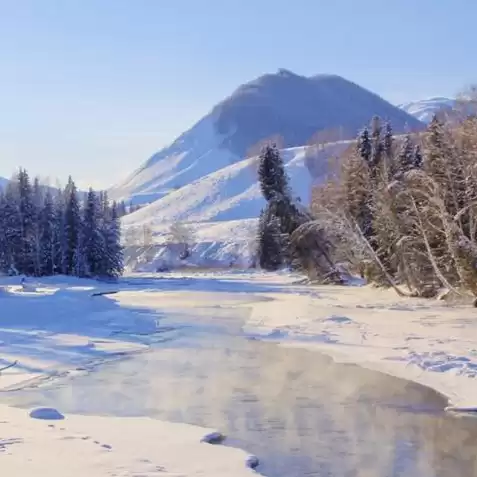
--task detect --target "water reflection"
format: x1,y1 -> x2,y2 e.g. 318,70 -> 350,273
1,316 -> 477,476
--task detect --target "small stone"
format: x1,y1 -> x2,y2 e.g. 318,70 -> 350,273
246,455 -> 259,469
200,431 -> 225,444
29,407 -> 65,421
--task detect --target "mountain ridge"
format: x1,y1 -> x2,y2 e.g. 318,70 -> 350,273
398,97 -> 456,123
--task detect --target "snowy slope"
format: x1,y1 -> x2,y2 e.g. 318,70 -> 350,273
122,141 -> 351,227
110,115 -> 240,205
111,70 -> 422,206
399,97 -> 455,123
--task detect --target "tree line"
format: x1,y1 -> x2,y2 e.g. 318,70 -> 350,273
256,106 -> 477,298
0,169 -> 123,278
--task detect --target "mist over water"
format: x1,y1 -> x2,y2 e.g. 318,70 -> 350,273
2,302 -> 477,476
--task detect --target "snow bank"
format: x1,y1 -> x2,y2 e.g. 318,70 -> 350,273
241,278 -> 477,409
0,404 -> 256,476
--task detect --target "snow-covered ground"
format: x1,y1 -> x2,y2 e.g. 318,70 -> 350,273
1,404 -> 255,476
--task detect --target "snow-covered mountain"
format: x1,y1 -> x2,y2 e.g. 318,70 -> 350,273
117,69 -> 425,269
398,97 -> 456,123
111,70 -> 423,206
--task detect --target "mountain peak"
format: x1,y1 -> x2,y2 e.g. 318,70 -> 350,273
111,70 -> 424,206
276,68 -> 301,78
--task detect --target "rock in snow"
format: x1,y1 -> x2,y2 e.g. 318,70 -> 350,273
29,407 -> 65,420
246,455 -> 260,469
201,431 -> 226,444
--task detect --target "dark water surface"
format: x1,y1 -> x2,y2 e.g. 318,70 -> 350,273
1,299 -> 477,477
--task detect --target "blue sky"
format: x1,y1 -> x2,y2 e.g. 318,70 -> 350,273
0,0 -> 475,189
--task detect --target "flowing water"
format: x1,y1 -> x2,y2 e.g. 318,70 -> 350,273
2,292 -> 477,476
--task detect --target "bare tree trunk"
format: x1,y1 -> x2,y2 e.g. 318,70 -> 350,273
410,196 -> 462,296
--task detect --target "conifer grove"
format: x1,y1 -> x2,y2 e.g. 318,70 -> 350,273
0,169 -> 123,278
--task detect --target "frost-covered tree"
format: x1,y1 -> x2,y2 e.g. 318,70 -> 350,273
396,134 -> 415,176
370,116 -> 383,169
81,188 -> 105,276
257,144 -> 290,202
100,201 -> 123,278
169,222 -> 194,259
31,177 -> 43,275
357,127 -> 372,166
39,190 -> 58,275
0,169 -> 123,279
16,168 -> 35,274
2,181 -> 22,274
63,176 -> 82,275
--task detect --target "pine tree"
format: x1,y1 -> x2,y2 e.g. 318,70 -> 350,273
39,190 -> 57,275
383,122 -> 393,159
257,144 -> 290,202
31,177 -> 43,275
397,135 -> 415,175
0,191 -> 10,273
63,177 -> 81,275
371,116 -> 383,169
383,121 -> 394,179
100,201 -> 123,278
16,168 -> 35,274
413,144 -> 423,169
54,189 -> 68,275
357,127 -> 372,166
257,207 -> 283,271
2,181 -> 22,274
81,188 -> 105,277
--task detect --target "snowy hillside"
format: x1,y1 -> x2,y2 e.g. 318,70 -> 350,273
111,70 -> 422,206
122,141 -> 352,270
122,142 -> 349,227
399,97 -> 455,123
